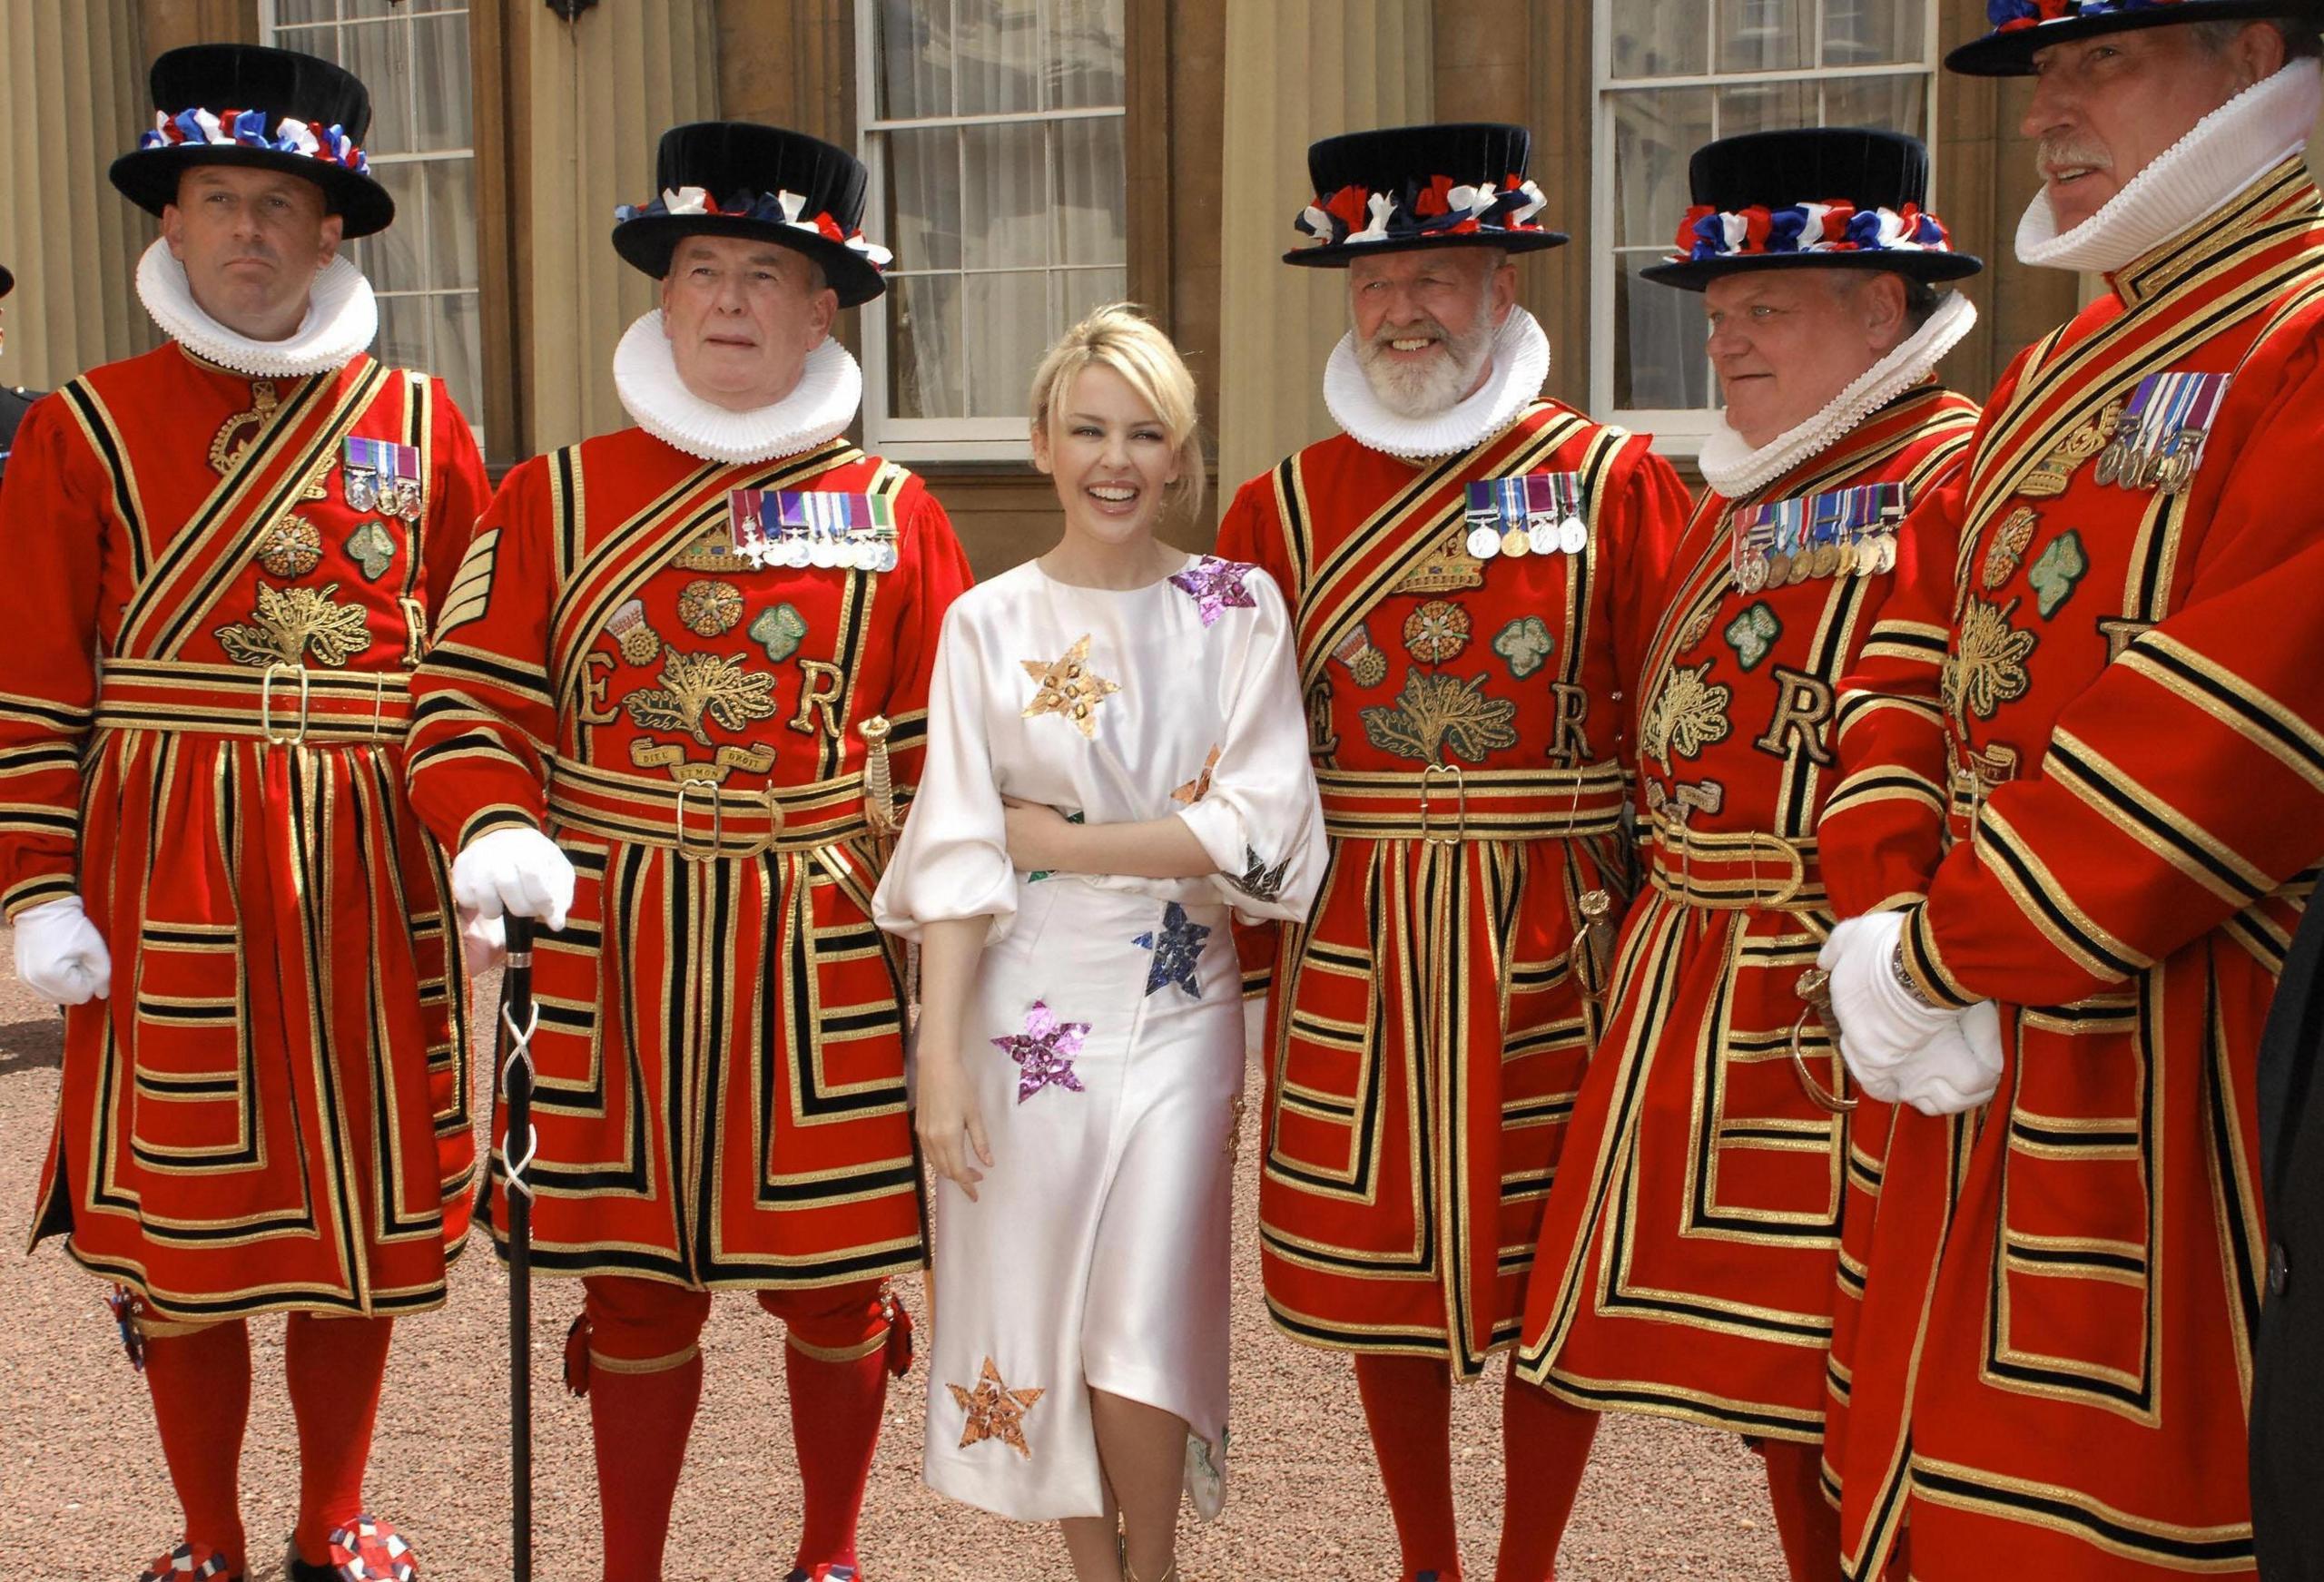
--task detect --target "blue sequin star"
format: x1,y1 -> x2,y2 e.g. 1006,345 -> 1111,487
991,999 -> 1090,1103
1133,901 -> 1210,998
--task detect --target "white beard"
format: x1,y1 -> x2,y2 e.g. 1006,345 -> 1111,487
1354,321 -> 1495,418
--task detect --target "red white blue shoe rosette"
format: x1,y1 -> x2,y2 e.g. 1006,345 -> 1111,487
326,1516 -> 418,1582
1948,0 -> 2320,75
135,1544 -> 233,1582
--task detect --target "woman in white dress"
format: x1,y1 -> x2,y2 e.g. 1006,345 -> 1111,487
872,305 -> 1324,1582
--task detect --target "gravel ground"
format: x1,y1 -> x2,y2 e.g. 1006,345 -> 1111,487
0,942 -> 1788,1581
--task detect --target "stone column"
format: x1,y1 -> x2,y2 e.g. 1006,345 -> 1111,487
1214,0 -> 1433,500
0,0 -> 156,389
504,0 -> 719,457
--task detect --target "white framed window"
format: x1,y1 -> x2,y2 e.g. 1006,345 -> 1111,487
857,0 -> 1129,463
261,0 -> 483,435
1591,0 -> 1940,452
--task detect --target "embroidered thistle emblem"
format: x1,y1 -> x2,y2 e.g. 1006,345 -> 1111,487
622,645 -> 778,746
948,1357 -> 1046,1459
1021,634 -> 1121,739
1942,596 -> 2039,729
1639,660 -> 1733,772
216,581 -> 374,668
1358,670 -> 1520,764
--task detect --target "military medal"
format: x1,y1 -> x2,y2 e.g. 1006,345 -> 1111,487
344,438 -> 424,522
1466,472 -> 1587,565
2096,370 -> 2231,495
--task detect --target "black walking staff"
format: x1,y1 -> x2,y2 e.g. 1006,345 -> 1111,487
497,914 -> 540,1582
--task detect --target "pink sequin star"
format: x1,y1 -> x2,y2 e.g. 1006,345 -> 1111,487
1168,555 -> 1259,627
991,999 -> 1090,1103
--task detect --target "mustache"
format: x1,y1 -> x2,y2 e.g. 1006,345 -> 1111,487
2037,137 -> 2113,178
1368,316 -> 1452,349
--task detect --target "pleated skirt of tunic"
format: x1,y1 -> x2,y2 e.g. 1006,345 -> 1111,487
923,878 -> 1244,1521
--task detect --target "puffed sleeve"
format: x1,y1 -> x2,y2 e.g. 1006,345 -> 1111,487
872,592 -> 1019,944
1173,565 -> 1327,925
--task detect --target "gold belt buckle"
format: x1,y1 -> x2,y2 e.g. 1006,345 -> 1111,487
1419,762 -> 1466,846
674,779 -> 724,862
746,784 -> 787,859
1753,833 -> 1806,909
260,662 -> 311,746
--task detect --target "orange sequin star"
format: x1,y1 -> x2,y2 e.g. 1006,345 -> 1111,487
1021,634 -> 1120,739
1171,744 -> 1223,805
947,1357 -> 1046,1459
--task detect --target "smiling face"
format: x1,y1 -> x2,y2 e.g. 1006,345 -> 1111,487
1704,268 -> 1914,448
2024,24 -> 2285,233
1031,363 -> 1183,555
1345,246 -> 1517,417
162,164 -> 343,342
658,234 -> 838,412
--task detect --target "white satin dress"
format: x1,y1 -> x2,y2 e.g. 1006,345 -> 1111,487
873,553 -> 1324,1522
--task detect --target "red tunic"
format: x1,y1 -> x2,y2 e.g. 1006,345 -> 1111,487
405,428 -> 970,1290
1514,385 -> 1978,1439
0,343 -> 489,1320
1216,399 -> 1689,1373
1821,159 -> 2324,1577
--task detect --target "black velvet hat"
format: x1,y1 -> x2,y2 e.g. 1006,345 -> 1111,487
612,122 -> 891,307
1949,0 -> 2324,76
1643,128 -> 1983,291
1285,122 -> 1567,267
109,44 -> 392,239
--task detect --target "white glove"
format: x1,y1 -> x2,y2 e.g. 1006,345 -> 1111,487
1819,914 -> 2005,1116
452,827 -> 574,931
458,908 -> 507,977
13,895 -> 112,1005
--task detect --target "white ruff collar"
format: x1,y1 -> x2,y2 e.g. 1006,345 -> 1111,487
1698,290 -> 1979,499
615,310 -> 862,466
1324,306 -> 1551,460
2016,60 -> 2322,277
137,237 -> 377,378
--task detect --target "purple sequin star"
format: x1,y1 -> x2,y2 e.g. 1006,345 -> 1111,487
1168,555 -> 1259,627
992,999 -> 1090,1103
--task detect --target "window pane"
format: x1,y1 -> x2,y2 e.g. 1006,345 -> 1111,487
1047,0 -> 1125,110
963,270 -> 1049,417
1051,116 -> 1125,267
1825,0 -> 1925,65
1055,266 -> 1126,335
273,0 -> 336,23
1717,78 -> 1812,139
1718,0 -> 1811,73
881,127 -> 964,274
1822,73 -> 1926,134
374,293 -> 428,375
411,13 -> 471,152
955,0 -> 1042,116
874,0 -> 951,120
888,274 -> 966,421
1610,8 -> 1709,78
353,161 -> 425,292
423,157 -> 478,291
960,121 -> 1050,270
340,22 -> 409,156
1615,252 -> 1710,410
430,291 -> 482,419
1612,88 -> 1712,249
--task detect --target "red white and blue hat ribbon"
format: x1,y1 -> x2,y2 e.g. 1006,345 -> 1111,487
615,185 -> 894,272
1988,0 -> 2189,32
139,107 -> 370,175
1672,201 -> 1953,263
1293,172 -> 1550,250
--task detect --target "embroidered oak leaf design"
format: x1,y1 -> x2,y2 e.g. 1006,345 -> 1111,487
1640,660 -> 1733,772
1942,597 -> 2039,729
623,645 -> 777,747
216,581 -> 374,669
1358,670 -> 1520,765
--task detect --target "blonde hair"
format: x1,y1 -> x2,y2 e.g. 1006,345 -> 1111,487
1028,302 -> 1206,526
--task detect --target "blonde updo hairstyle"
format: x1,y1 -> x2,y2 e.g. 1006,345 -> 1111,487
1027,302 -> 1206,527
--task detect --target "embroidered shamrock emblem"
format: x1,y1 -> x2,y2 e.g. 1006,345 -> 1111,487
1723,603 -> 1782,672
749,602 -> 810,662
2028,530 -> 2089,620
1492,615 -> 1555,680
